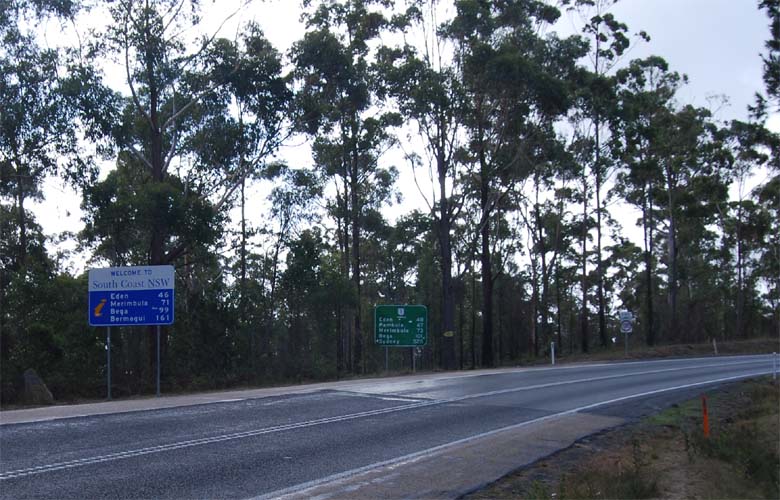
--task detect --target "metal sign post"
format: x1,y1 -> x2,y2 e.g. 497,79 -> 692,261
551,341 -> 555,365
625,330 -> 629,356
89,265 -> 175,398
156,326 -> 161,397
107,327 -> 112,400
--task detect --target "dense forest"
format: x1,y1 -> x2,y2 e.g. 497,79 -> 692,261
1,0 -> 778,404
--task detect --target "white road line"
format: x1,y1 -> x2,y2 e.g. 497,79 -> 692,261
0,355 -> 769,427
255,370 -> 773,500
0,360 -> 771,481
340,359 -> 766,404
0,400 -> 443,480
331,354 -> 772,388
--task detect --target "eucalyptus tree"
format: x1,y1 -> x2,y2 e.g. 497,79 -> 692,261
0,0 -> 104,401
655,105 -> 726,342
292,0 -> 400,373
567,0 -> 646,348
613,57 -> 729,343
257,166 -> 322,365
277,228 -> 332,379
376,0 -> 467,370
191,25 -> 291,366
718,120 -> 777,339
612,56 -> 681,345
754,0 -> 779,116
85,0 -> 272,268
446,0 -> 587,365
0,0 -> 90,269
77,0 -> 292,389
754,175 -> 780,336
519,162 -> 574,357
753,0 -> 780,339
200,23 -> 290,299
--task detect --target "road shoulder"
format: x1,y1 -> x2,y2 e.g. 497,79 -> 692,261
263,412 -> 626,500
465,378 -> 780,500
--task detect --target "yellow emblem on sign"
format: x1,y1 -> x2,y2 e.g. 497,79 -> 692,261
93,299 -> 107,317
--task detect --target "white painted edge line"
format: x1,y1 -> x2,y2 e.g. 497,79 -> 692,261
252,370 -> 773,500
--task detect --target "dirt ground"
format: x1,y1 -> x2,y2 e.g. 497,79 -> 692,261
465,378 -> 780,500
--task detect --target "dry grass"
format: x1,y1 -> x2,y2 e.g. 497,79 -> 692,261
466,378 -> 780,500
530,337 -> 780,366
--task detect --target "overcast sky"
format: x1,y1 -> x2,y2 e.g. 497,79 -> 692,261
34,0 -> 777,271
608,0 -> 771,124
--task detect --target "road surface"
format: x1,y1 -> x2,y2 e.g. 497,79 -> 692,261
0,354 -> 775,499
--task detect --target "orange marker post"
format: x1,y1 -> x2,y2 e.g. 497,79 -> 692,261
701,395 -> 710,439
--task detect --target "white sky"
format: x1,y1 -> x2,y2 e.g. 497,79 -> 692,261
31,0 -> 779,273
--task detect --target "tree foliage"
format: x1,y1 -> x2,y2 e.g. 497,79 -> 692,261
1,0 -> 778,404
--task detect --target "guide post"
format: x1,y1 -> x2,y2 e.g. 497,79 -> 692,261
89,265 -> 175,398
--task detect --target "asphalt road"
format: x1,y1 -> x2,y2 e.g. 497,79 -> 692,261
0,354 -> 775,499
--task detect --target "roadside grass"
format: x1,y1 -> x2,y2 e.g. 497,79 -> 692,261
531,337 -> 780,365
684,382 -> 780,499
465,378 -> 779,500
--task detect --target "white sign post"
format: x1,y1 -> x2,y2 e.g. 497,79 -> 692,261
89,266 -> 175,398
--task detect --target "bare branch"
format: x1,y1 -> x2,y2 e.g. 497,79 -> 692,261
128,145 -> 155,170
123,2 -> 153,129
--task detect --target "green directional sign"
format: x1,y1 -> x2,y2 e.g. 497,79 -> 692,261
374,304 -> 428,347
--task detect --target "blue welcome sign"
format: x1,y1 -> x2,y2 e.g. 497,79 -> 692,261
88,266 -> 175,326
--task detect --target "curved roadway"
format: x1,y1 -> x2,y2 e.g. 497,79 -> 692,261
0,354 -> 775,499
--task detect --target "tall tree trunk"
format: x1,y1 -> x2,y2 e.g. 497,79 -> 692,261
735,205 -> 745,339
666,176 -> 678,342
595,118 -> 607,348
438,146 -> 456,370
240,176 -> 250,365
581,170 -> 589,353
263,236 -> 282,372
146,23 -> 166,389
16,168 -> 27,267
554,190 -> 565,354
555,263 -> 562,350
480,159 -> 494,367
338,178 -> 351,373
471,256 -> 477,369
643,182 -> 655,346
530,262 -> 539,357
539,226 -> 549,358
350,144 -> 363,374
459,299 -> 465,370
